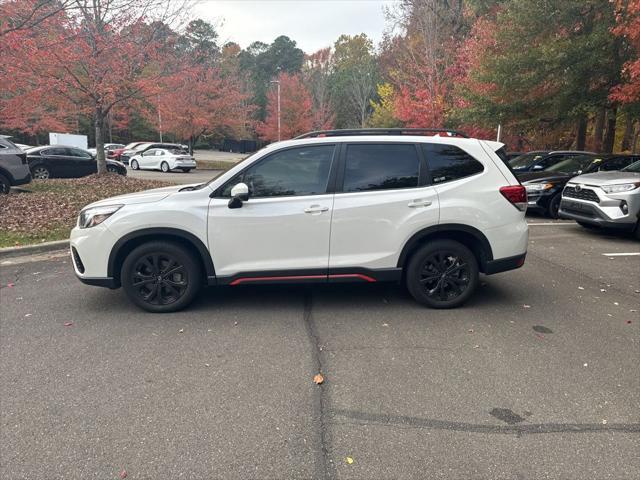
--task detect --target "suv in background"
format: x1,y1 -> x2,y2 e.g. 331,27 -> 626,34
0,136 -> 31,193
70,128 -> 528,313
559,159 -> 640,238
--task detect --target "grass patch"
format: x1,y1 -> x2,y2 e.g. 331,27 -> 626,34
196,160 -> 237,171
0,175 -> 172,248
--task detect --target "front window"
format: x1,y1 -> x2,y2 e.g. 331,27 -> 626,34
545,155 -> 595,174
622,160 -> 640,173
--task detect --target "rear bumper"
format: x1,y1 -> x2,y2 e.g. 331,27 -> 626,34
484,253 -> 527,275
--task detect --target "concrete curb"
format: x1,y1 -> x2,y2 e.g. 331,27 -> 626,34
0,240 -> 69,260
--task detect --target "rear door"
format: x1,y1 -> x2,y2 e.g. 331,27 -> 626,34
65,148 -> 95,177
329,142 -> 439,272
41,147 -> 71,177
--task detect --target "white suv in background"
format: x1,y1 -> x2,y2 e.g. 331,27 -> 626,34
70,129 -> 529,312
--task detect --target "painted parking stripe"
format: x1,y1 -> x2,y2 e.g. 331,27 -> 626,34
602,252 -> 640,257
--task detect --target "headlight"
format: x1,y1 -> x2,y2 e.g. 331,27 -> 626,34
600,183 -> 640,194
78,205 -> 123,228
525,183 -> 554,191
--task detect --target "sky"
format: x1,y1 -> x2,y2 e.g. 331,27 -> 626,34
193,0 -> 400,53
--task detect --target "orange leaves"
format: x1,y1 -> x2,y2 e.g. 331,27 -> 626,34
313,373 -> 324,385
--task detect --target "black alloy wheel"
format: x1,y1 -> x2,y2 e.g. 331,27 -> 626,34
0,174 -> 9,194
548,193 -> 561,219
406,240 -> 479,308
121,241 -> 201,312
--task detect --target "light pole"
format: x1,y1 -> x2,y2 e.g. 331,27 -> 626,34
158,96 -> 163,142
270,80 -> 281,141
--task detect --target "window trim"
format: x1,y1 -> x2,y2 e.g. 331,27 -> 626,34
212,143 -> 339,199
421,142 -> 485,185
335,142 -> 426,194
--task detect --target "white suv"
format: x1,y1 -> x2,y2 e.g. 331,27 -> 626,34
70,129 -> 529,312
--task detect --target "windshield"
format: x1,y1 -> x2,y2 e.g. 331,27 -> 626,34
545,155 -> 595,173
122,142 -> 141,150
509,151 -> 547,168
622,160 -> 640,173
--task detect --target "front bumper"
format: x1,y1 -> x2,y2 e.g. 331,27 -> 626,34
559,185 -> 639,230
70,224 -> 119,287
559,200 -> 637,230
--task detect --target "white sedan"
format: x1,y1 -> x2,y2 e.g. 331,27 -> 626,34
129,148 -> 197,173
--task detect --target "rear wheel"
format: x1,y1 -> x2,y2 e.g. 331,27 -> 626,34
106,165 -> 117,174
406,240 -> 479,309
0,173 -> 10,194
32,165 -> 50,179
161,161 -> 170,173
121,241 -> 202,313
547,193 -> 561,219
130,160 -> 139,170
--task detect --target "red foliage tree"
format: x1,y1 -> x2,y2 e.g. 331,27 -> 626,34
256,73 -> 313,141
610,0 -> 640,104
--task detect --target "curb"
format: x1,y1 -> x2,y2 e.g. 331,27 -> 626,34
0,240 -> 69,260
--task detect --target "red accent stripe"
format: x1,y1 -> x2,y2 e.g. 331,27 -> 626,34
328,274 -> 376,282
229,273 -> 377,286
229,275 -> 326,286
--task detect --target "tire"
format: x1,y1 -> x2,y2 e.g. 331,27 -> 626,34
121,241 -> 202,313
107,165 -> 117,174
634,221 -> 640,241
130,160 -> 139,170
405,240 -> 479,309
161,161 -> 170,173
181,168 -> 191,173
0,173 -> 10,194
547,193 -> 561,219
31,165 -> 50,179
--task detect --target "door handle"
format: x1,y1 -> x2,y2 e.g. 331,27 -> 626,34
304,205 -> 329,214
408,199 -> 432,208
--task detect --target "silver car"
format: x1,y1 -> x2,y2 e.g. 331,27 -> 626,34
559,160 -> 640,238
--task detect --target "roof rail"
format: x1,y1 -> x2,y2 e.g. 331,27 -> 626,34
294,128 -> 469,139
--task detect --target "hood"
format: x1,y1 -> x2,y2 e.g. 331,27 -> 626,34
518,171 -> 571,183
569,171 -> 640,186
84,184 -> 195,208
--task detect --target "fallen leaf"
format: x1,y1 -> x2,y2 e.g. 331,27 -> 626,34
382,323 -> 389,327
600,289 -> 607,292
346,456 -> 354,465
24,313 -> 32,317
613,302 -> 619,306
178,328 -> 184,333
468,329 -> 474,333
578,286 -> 584,290
535,333 -> 545,340
64,322 -> 73,327
7,283 -> 14,288
313,373 -> 324,385
602,419 -> 607,425
523,304 -> 531,309
119,470 -> 127,479
583,363 -> 588,367
626,320 -> 632,324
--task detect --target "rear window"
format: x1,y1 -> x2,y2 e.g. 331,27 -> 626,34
421,144 -> 483,184
343,144 -> 420,192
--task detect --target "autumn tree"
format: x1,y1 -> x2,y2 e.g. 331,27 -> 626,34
256,73 -> 313,141
303,48 -> 335,130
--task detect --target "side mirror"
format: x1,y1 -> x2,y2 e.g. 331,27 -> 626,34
228,182 -> 249,209
532,164 -> 544,171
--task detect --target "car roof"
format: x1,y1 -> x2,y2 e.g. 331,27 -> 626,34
546,150 -> 596,155
28,145 -> 89,151
271,135 -> 497,149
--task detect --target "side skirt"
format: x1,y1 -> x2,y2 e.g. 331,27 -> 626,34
215,267 -> 403,286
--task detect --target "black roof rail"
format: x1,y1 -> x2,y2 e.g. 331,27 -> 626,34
294,128 -> 469,139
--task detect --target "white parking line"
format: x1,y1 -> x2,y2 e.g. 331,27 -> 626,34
602,252 -> 640,257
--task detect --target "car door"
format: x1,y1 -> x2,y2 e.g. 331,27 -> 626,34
42,147 -> 73,177
208,144 -> 337,280
328,142 -> 439,273
66,148 -> 96,177
139,149 -> 156,169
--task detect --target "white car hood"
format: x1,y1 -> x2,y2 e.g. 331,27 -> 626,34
84,184 -> 197,208
570,171 -> 640,186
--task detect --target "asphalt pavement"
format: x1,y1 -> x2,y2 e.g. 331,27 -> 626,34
1,220 -> 639,479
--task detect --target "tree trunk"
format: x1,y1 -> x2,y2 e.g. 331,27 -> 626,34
95,105 -> 107,175
593,108 -> 605,152
576,115 -> 587,150
621,114 -> 634,151
633,125 -> 639,154
603,107 -> 617,154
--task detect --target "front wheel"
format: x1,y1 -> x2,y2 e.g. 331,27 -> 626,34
121,241 -> 202,313
406,240 -> 479,309
0,174 -> 10,194
547,193 -> 561,219
107,165 -> 117,174
161,161 -> 170,173
32,165 -> 50,179
130,159 -> 139,170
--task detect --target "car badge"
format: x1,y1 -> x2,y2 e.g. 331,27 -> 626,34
575,185 -> 582,192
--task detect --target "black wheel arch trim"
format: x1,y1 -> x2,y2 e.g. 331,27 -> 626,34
397,224 -> 494,271
107,228 -> 215,286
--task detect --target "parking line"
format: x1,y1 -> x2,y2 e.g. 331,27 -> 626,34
602,252 -> 640,257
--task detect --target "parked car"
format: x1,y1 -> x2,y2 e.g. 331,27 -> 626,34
111,142 -> 150,162
26,146 -> 127,179
120,143 -> 185,165
87,143 -> 125,156
70,128 -> 529,313
15,143 -> 33,151
520,154 -> 639,218
506,152 -> 524,161
509,150 -> 596,173
0,136 -> 31,193
130,148 -> 197,173
559,159 -> 640,237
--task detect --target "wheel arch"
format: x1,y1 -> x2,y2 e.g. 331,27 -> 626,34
108,228 -> 215,287
397,224 -> 494,274
0,166 -> 14,183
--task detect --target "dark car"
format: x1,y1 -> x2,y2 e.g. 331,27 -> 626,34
26,146 -> 127,179
519,154 -> 639,218
111,141 -> 150,162
509,150 -> 596,173
120,143 -> 186,165
506,152 -> 524,161
0,136 -> 31,193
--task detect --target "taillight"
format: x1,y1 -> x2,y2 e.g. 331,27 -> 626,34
500,185 -> 527,211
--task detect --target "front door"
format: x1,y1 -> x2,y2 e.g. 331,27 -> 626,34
208,144 -> 337,281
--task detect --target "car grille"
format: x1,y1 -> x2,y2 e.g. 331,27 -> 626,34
563,186 -> 599,203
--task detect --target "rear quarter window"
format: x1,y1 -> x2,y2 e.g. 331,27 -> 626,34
421,143 -> 484,184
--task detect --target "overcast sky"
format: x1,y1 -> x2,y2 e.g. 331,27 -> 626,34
194,0 -> 400,53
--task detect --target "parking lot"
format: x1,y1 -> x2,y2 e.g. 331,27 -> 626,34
1,220 -> 639,479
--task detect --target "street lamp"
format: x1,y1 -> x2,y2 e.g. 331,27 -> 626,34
270,79 -> 281,141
